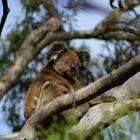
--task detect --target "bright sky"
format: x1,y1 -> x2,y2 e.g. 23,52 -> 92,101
0,0 -> 111,135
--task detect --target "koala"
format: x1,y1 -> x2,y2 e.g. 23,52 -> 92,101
24,42 -> 90,120
24,42 -> 115,120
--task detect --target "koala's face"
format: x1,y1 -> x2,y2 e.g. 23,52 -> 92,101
47,42 -> 89,77
53,50 -> 81,77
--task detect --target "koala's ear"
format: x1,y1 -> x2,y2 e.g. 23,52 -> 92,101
77,51 -> 90,68
47,42 -> 68,64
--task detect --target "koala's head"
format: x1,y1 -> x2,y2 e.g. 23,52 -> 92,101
47,42 -> 89,77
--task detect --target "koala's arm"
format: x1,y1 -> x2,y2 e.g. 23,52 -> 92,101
24,80 -> 43,120
24,80 -> 69,120
37,81 -> 69,109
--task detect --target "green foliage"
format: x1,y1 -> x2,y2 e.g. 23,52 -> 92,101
1,85 -> 25,132
99,40 -> 139,74
20,0 -> 42,15
104,111 -> 140,140
36,115 -> 80,140
0,2 -> 47,131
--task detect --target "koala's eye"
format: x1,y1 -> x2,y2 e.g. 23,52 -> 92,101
69,62 -> 77,69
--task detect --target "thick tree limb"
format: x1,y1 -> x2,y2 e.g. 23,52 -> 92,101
0,0 -> 10,36
51,29 -> 140,43
71,71 -> 140,139
0,133 -> 18,140
72,99 -> 140,139
105,71 -> 140,101
15,53 -> 140,139
0,17 -> 61,99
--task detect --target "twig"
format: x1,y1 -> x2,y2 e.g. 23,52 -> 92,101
41,0 -> 60,18
0,0 -> 10,36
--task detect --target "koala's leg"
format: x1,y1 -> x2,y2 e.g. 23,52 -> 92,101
88,95 -> 116,106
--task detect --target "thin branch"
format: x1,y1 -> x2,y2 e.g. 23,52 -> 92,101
16,54 -> 140,139
0,0 -> 10,36
41,0 -> 60,18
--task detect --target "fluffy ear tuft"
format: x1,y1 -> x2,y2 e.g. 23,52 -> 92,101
47,42 -> 68,65
77,51 -> 90,68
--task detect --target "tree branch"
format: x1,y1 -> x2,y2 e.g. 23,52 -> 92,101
0,0 -> 10,36
71,71 -> 140,138
41,0 -> 60,18
0,17 -> 61,99
103,71 -> 140,101
72,99 -> 140,139
51,29 -> 140,43
0,133 -> 18,140
15,53 -> 140,139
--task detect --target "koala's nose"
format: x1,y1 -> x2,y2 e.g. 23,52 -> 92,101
70,62 -> 77,70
